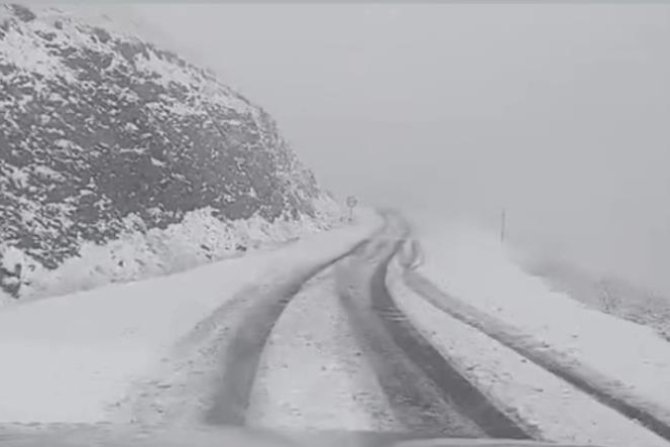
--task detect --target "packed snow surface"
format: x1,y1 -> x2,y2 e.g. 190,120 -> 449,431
247,268 -> 396,431
388,256 -> 669,447
0,210 -> 381,423
411,219 -> 670,444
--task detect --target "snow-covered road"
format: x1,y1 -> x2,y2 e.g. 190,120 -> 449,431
239,212 -> 670,446
246,267 -> 396,431
334,233 -> 525,439
167,213 -> 535,441
105,212 -> 534,441
2,210 -> 669,447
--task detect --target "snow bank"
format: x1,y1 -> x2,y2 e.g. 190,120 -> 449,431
414,220 -> 670,435
524,258 -> 670,342
0,209 -> 382,423
386,257 -> 668,446
1,204 -> 346,304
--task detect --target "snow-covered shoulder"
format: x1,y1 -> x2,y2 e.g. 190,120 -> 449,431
0,210 -> 381,424
0,198 -> 347,304
414,220 -> 670,424
386,254 -> 668,447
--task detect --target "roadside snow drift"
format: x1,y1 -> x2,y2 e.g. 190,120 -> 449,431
412,220 -> 670,442
1,200 -> 344,305
0,210 -> 381,423
387,256 -> 669,447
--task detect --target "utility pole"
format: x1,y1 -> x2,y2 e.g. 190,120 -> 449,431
500,208 -> 507,243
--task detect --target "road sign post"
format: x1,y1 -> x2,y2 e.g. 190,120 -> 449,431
346,196 -> 358,222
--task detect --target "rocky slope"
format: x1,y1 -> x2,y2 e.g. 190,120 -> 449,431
0,4 -> 340,298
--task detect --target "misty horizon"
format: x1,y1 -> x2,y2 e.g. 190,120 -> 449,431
129,3 -> 670,295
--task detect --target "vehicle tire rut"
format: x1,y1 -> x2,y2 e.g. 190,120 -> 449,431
204,236 -> 374,426
336,235 -> 531,439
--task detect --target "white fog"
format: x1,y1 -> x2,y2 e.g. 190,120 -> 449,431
130,3 -> 670,295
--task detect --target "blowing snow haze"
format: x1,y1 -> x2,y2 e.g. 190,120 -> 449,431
5,4 -> 670,445
131,3 -> 670,296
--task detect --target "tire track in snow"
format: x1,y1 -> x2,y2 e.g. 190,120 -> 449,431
389,258 -> 670,447
404,268 -> 670,443
117,226 -> 383,428
204,234 -> 375,426
245,268 -> 397,431
336,232 -> 529,438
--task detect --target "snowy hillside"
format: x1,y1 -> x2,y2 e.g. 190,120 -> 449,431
0,4 -> 343,301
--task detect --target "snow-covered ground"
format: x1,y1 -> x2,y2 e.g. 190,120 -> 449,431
407,219 -> 670,445
246,267 -> 397,431
387,256 -> 668,447
1,200 -> 344,304
524,258 -> 670,342
0,209 -> 381,424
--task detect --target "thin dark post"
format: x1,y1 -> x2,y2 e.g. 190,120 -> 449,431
346,195 -> 358,223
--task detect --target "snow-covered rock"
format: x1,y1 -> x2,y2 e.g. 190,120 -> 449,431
0,3 -> 343,301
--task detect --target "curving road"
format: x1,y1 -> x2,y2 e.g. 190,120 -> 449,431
192,213 -> 532,440
11,212 -> 663,447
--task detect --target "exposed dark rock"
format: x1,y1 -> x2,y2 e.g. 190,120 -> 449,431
0,4 -> 333,297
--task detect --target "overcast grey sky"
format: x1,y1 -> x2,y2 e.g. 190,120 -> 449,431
133,4 -> 670,293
